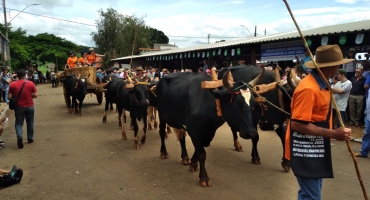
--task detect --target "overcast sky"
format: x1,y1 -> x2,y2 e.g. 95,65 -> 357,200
3,0 -> 370,49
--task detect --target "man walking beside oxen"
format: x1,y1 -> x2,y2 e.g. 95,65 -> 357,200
8,69 -> 38,149
285,45 -> 352,200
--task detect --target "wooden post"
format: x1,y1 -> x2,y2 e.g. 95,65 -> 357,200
251,49 -> 256,65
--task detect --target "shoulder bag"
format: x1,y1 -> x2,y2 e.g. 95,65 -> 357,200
9,81 -> 26,110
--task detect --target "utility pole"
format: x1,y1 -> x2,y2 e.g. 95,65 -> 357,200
254,26 -> 257,37
208,34 -> 210,44
265,29 -> 266,35
3,0 -> 10,69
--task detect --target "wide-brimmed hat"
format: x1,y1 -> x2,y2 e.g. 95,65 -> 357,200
135,66 -> 144,71
162,69 -> 170,74
88,47 -> 95,52
347,48 -> 356,52
305,45 -> 354,69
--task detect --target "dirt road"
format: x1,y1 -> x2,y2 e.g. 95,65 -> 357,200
1,82 -> 370,200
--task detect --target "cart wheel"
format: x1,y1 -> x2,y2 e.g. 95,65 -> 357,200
96,91 -> 103,105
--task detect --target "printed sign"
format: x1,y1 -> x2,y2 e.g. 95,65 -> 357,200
261,40 -> 305,61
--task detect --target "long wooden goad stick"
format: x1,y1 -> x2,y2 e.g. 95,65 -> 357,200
282,1 -> 368,199
130,30 -> 138,71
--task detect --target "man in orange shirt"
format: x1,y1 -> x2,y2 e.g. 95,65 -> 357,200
66,52 -> 78,69
85,47 -> 105,67
285,45 -> 352,200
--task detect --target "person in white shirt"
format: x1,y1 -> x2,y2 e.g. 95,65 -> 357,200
332,69 -> 352,128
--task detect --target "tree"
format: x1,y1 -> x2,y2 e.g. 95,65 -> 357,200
92,8 -> 150,69
27,33 -> 79,70
0,24 -> 79,70
147,28 -> 169,47
92,8 -> 170,69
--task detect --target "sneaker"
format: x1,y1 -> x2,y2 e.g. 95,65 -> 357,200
10,165 -> 17,178
28,139 -> 34,144
17,137 -> 23,149
13,168 -> 23,184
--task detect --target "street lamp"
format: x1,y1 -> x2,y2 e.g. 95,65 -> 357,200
3,3 -> 41,69
240,25 -> 254,38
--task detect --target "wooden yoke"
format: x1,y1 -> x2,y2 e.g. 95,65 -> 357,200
211,68 -> 222,116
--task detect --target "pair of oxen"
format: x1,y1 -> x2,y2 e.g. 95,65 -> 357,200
101,66 -> 300,187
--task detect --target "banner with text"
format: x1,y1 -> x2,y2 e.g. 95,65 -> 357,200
260,40 -> 305,61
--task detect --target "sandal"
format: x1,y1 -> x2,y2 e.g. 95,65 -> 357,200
354,153 -> 364,157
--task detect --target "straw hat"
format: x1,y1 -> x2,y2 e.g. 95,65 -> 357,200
305,45 -> 354,69
162,68 -> 170,74
135,66 -> 144,71
88,47 -> 95,52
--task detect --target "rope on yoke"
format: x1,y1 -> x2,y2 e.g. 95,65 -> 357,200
241,82 -> 291,116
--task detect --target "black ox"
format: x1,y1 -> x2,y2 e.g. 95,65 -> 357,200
217,66 -> 295,172
157,69 -> 264,187
102,77 -> 151,149
63,74 -> 88,116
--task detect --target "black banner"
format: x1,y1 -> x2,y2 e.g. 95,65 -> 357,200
290,120 -> 333,178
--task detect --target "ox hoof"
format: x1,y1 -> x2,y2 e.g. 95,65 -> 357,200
181,157 -> 190,165
134,138 -> 140,149
199,180 -> 212,187
154,121 -> 158,129
281,161 -> 291,172
234,146 -> 243,152
102,117 -> 106,123
122,132 -> 127,140
148,124 -> 152,130
140,136 -> 146,144
251,157 -> 261,165
160,153 -> 169,159
189,163 -> 198,172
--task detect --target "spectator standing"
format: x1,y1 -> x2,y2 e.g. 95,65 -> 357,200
347,68 -> 366,127
8,69 -> 38,149
147,67 -> 156,80
2,68 -> 11,104
50,71 -> 57,88
33,71 -> 39,86
203,60 -> 208,74
295,49 -> 312,72
332,69 -> 352,128
342,48 -> 357,81
355,85 -> 370,158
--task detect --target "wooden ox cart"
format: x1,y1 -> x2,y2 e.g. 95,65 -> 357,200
63,66 -> 104,106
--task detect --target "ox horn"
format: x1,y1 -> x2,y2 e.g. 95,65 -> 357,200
222,70 -> 234,91
290,68 -> 300,84
248,68 -> 265,87
287,71 -> 297,89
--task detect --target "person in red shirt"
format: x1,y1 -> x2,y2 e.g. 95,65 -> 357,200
85,47 -> 105,67
8,69 -> 38,149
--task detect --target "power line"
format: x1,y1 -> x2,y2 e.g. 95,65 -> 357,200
5,8 -> 96,26
3,8 -> 246,39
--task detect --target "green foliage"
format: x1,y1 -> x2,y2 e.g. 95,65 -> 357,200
147,28 -> 169,47
0,24 -> 79,70
92,8 -> 169,69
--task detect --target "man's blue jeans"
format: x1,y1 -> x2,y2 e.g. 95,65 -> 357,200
5,86 -> 9,103
359,118 -> 370,157
14,106 -> 34,140
296,177 -> 323,200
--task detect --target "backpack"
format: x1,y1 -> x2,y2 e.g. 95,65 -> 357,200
51,73 -> 56,80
